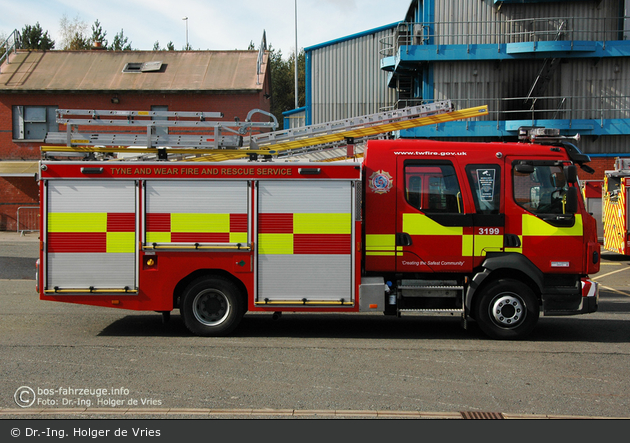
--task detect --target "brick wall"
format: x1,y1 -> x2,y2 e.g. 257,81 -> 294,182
0,176 -> 39,231
0,90 -> 271,230
579,156 -> 616,182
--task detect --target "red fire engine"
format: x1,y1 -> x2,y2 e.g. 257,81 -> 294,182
36,105 -> 600,339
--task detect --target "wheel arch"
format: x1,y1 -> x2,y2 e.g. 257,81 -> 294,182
466,254 -> 543,314
173,269 -> 248,311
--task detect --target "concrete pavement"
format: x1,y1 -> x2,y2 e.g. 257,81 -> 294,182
0,230 -> 40,242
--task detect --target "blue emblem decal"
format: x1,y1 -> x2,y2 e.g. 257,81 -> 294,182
369,170 -> 393,194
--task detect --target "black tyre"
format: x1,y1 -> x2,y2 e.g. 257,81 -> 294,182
474,279 -> 539,340
180,276 -> 244,337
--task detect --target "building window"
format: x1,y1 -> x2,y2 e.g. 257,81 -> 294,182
151,105 -> 169,137
122,61 -> 163,73
12,106 -> 58,141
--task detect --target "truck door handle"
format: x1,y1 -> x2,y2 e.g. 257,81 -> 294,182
396,232 -> 413,247
504,234 -> 521,248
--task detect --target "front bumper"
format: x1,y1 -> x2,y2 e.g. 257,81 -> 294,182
542,278 -> 599,316
580,278 -> 599,314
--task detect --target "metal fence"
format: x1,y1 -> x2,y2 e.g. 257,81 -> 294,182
380,17 -> 629,57
16,206 -> 40,235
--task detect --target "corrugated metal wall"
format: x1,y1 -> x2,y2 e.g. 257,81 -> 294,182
431,0 -> 621,44
425,0 -> 630,153
309,28 -> 398,125
428,0 -> 629,115
306,0 -> 629,154
433,57 -> 630,122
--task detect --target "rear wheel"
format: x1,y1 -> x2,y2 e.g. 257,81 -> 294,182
180,276 -> 244,337
474,279 -> 539,340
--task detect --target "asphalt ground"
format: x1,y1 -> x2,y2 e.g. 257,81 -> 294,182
0,231 -> 629,423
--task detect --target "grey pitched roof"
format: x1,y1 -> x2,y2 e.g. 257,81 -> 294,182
0,50 -> 268,92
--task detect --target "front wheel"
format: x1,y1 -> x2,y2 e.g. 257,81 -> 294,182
180,276 -> 244,337
474,279 -> 539,340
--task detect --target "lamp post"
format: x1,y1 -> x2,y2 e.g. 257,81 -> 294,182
294,0 -> 298,109
183,17 -> 189,50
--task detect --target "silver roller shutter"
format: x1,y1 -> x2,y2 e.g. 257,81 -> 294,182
257,180 -> 354,303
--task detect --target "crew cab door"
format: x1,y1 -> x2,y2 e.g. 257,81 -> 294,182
464,164 -> 505,267
396,160 -> 474,273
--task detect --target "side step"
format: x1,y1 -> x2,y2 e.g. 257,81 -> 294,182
399,308 -> 464,316
398,284 -> 464,297
397,281 -> 465,313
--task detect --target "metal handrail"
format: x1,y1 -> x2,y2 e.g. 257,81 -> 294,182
380,17 -> 630,56
389,96 -> 630,126
0,29 -> 22,72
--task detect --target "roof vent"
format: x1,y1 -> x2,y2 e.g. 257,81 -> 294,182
122,61 -> 163,73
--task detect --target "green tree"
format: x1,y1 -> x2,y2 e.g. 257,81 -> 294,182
67,32 -> 90,50
154,41 -> 175,51
59,14 -> 87,50
0,31 -> 8,58
21,22 -> 55,50
90,19 -> 108,48
110,29 -> 132,51
268,46 -> 305,129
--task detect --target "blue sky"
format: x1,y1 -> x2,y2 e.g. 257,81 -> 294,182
1,0 -> 410,57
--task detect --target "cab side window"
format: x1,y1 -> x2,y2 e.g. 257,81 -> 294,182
466,165 -> 501,214
405,163 -> 462,213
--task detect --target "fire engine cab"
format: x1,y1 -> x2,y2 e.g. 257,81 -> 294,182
36,106 -> 600,339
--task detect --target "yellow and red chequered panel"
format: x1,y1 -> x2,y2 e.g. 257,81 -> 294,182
47,213 -> 135,253
146,213 -> 248,243
258,213 -> 351,255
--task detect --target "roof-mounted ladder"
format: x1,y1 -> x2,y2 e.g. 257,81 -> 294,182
45,108 -> 279,157
41,101 -> 489,161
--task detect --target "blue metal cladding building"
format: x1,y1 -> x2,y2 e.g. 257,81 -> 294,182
294,0 -> 630,160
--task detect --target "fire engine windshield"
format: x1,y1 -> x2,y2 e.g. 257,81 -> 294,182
606,176 -> 622,201
513,164 -> 570,215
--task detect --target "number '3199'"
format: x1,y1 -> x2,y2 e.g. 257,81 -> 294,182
478,228 -> 500,235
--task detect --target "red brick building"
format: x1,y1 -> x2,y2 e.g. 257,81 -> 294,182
0,49 -> 272,230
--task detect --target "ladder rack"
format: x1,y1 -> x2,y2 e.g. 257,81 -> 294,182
41,101 -> 489,161
45,108 -> 278,154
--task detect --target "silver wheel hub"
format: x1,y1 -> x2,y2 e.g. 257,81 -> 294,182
192,289 -> 231,326
490,294 -> 525,328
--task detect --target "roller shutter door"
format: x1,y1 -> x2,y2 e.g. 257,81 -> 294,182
45,180 -> 136,291
257,180 -> 354,303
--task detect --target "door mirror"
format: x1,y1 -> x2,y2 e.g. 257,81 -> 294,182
565,187 -> 578,214
515,163 -> 535,174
